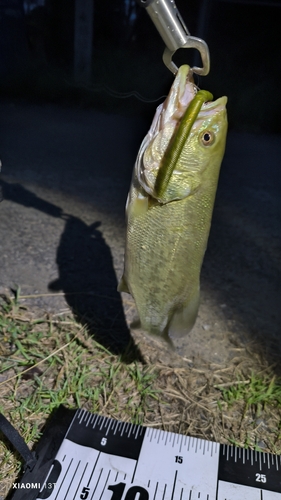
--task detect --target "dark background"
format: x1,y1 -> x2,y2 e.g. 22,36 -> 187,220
0,0 -> 280,132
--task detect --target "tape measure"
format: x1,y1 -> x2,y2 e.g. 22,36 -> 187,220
10,406 -> 281,499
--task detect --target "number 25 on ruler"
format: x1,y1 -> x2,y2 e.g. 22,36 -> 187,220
80,483 -> 149,500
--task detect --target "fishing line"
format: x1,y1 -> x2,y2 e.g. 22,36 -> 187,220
63,78 -> 167,103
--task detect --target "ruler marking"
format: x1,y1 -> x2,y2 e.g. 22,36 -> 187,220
99,416 -> 106,430
74,463 -> 88,498
91,414 -> 99,429
105,419 -> 112,436
90,467 -> 103,500
87,451 -> 101,487
131,456 -> 139,483
170,470 -> 178,500
79,410 -> 86,424
153,482 -> 159,500
98,469 -> 111,500
113,420 -> 119,435
77,408 -> 83,420
120,422 -> 126,436
179,434 -> 184,453
105,418 -> 111,431
215,452 -> 219,500
54,457 -> 73,500
135,425 -> 140,439
86,413 -> 92,427
35,410 -> 281,500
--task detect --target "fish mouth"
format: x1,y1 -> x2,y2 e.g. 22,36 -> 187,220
161,65 -> 197,125
138,65 -> 227,201
200,95 -> 228,114
162,65 -> 227,124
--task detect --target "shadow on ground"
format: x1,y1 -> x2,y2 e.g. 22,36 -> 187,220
0,179 -> 142,362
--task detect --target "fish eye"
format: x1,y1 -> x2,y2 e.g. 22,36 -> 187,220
200,130 -> 215,146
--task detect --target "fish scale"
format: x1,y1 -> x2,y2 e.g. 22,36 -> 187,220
125,179 -> 214,336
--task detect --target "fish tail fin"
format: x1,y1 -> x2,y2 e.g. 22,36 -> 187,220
117,274 -> 130,294
168,289 -> 200,339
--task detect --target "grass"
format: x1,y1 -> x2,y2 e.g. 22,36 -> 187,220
0,291 -> 281,497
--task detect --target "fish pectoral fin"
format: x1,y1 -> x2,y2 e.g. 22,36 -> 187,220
128,195 -> 149,218
168,290 -> 200,339
117,275 -> 130,294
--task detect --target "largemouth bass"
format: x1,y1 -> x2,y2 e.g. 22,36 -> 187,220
119,65 -> 227,343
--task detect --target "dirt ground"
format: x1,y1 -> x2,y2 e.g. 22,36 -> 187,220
0,99 -> 280,372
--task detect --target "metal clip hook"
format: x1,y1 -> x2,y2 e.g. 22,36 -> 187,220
137,0 -> 210,76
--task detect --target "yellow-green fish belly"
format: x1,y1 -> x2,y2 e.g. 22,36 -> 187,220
122,171 -> 219,338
